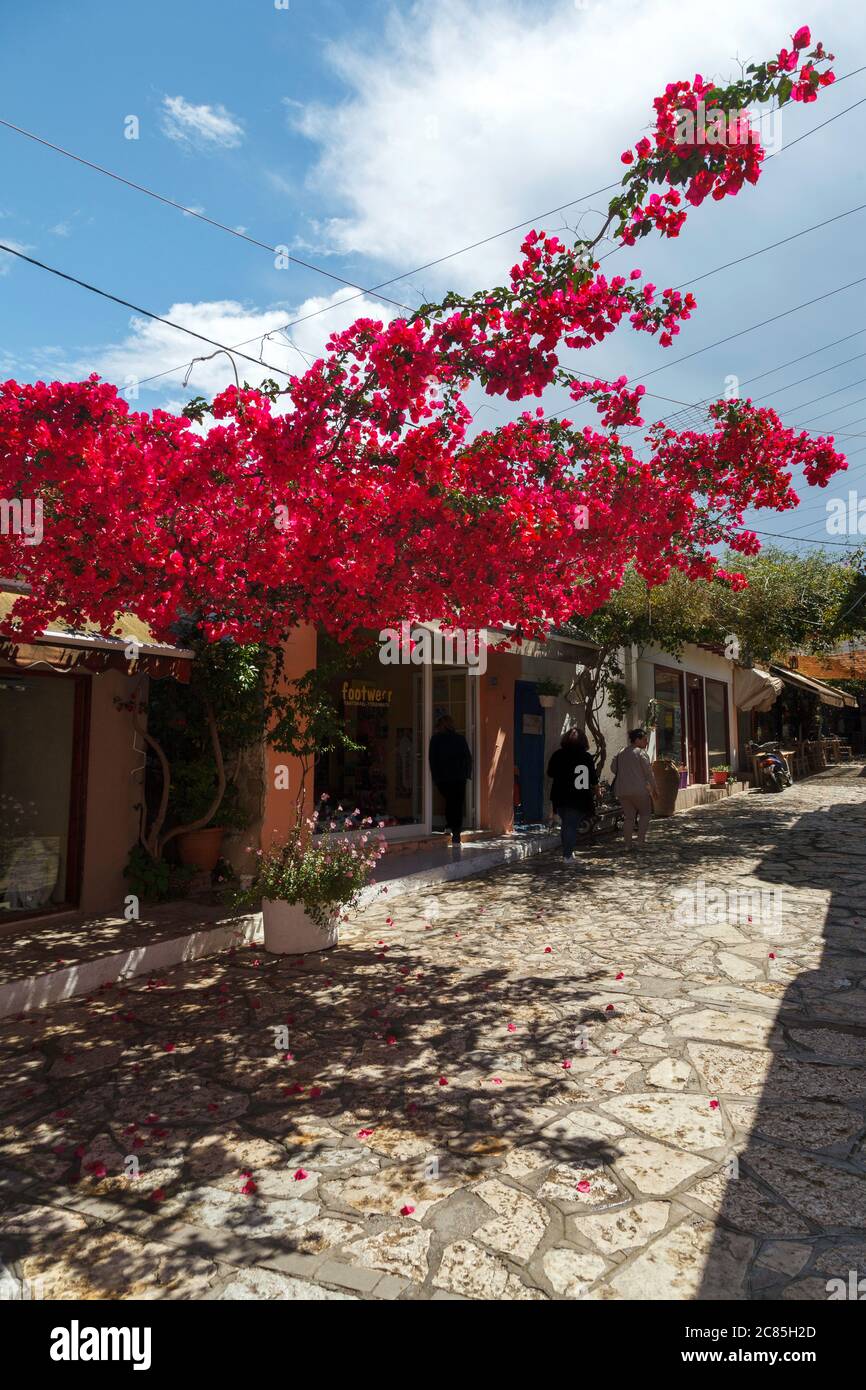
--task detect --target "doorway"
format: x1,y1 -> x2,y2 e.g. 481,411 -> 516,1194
686,674 -> 707,784
431,670 -> 477,831
514,680 -> 546,823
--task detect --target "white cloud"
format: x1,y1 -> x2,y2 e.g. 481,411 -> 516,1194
291,0 -> 852,289
87,290 -> 395,403
0,238 -> 30,276
161,95 -> 244,149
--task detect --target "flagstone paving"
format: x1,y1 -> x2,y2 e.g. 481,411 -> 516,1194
1,763 -> 865,1301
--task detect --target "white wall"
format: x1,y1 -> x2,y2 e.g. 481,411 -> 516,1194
634,643 -> 738,779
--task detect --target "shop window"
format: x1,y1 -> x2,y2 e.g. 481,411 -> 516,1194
0,673 -> 81,914
653,667 -> 684,765
314,652 -> 423,830
705,678 -> 730,769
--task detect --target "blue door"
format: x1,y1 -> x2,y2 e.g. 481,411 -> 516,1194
514,681 -> 546,824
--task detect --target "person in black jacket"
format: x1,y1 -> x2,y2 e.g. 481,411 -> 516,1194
546,727 -> 598,862
428,714 -> 473,844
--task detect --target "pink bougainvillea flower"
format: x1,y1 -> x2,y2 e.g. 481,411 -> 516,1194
576,1180 -> 591,1194
507,1023 -> 517,1033
85,1160 -> 107,1177
615,971 -> 624,980
150,1188 -> 166,1202
605,1004 -> 615,1013
293,1168 -> 308,1181
163,1043 -> 175,1053
438,1076 -> 449,1086
561,1059 -> 572,1070
357,1128 -> 375,1139
309,1086 -> 323,1099
768,952 -> 776,959
400,1204 -> 415,1216
240,1177 -> 258,1195
386,1035 -> 397,1045
709,1099 -> 720,1110
491,1077 -> 503,1085
544,947 -> 553,955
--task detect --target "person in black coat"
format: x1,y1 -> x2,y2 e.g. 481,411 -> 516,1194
429,714 -> 473,844
546,727 -> 598,862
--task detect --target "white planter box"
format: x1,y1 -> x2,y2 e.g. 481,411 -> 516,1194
262,899 -> 339,955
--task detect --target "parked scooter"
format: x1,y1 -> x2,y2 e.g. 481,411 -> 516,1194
574,780 -> 625,838
749,740 -> 792,793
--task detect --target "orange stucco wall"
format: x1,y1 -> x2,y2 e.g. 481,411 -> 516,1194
261,624 -> 318,849
80,670 -> 144,914
479,649 -> 516,834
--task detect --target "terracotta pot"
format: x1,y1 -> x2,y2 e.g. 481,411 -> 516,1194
262,898 -> 339,955
711,770 -> 729,787
177,826 -> 224,872
537,694 -> 556,708
651,760 -> 680,817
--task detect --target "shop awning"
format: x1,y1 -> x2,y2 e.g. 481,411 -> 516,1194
733,664 -> 783,713
0,587 -> 194,681
770,664 -> 857,709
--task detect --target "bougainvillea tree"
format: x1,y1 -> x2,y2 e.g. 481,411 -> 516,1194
0,26 -> 845,650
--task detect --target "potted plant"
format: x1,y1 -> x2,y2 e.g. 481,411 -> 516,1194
535,677 -> 563,709
710,764 -> 730,787
237,809 -> 386,954
171,757 -> 248,872
651,758 -> 681,817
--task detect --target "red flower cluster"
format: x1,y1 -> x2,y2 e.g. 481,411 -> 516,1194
618,25 -> 834,233
0,27 -> 845,649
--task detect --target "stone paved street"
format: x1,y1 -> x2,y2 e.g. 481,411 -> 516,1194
2,764 -> 865,1301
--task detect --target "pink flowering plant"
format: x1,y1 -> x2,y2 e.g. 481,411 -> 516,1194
237,809 -> 387,929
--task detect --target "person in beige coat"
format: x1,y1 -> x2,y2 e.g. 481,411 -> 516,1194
611,728 -> 658,849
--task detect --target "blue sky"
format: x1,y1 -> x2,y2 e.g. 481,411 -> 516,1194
2,0 -> 865,551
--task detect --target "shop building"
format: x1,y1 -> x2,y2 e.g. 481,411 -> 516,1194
0,581 -> 193,925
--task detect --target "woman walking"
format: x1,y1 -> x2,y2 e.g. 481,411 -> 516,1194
546,728 -> 598,862
611,728 -> 658,850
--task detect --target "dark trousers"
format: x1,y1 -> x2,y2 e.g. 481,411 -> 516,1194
436,780 -> 467,836
559,807 -> 580,859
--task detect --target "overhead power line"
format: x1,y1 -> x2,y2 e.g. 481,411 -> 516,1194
0,241 -> 292,377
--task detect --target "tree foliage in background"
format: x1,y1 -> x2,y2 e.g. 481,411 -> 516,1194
570,548 -> 866,767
